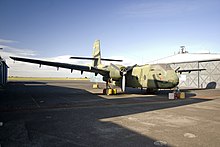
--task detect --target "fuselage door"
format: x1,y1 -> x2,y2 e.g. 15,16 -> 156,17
140,65 -> 150,88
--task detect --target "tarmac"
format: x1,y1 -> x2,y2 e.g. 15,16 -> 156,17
0,80 -> 220,147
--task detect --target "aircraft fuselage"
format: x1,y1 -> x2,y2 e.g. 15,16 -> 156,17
113,64 -> 179,90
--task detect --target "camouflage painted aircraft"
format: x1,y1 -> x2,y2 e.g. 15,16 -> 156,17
10,40 -> 203,94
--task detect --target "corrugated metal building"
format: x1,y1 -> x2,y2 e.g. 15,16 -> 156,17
171,60 -> 220,88
151,48 -> 220,88
0,57 -> 8,87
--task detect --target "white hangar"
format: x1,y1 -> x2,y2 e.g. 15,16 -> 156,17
151,47 -> 220,89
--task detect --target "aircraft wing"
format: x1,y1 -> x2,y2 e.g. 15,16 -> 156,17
10,56 -> 109,76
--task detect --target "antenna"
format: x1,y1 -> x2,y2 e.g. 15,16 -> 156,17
179,46 -> 188,54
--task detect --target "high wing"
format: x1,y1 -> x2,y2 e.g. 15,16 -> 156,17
10,56 -> 109,76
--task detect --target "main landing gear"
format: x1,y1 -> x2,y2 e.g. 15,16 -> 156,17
103,80 -> 117,95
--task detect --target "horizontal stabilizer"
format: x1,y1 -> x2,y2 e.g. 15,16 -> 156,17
70,57 -> 96,60
70,57 -> 123,62
101,58 -> 123,62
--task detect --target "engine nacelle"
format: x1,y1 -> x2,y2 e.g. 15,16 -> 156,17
108,64 -> 125,80
109,69 -> 121,80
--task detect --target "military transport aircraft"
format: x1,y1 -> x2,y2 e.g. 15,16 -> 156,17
10,40 -> 204,94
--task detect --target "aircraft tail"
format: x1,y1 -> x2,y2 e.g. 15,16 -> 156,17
69,40 -> 122,67
92,40 -> 101,67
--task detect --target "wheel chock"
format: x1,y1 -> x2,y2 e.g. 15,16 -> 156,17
92,83 -> 99,89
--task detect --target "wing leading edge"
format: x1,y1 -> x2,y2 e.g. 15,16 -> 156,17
10,56 -> 109,76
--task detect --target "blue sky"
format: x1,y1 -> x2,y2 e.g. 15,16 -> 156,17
0,0 -> 220,77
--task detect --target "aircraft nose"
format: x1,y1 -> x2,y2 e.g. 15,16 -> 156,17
167,71 -> 179,87
172,77 -> 179,86
172,75 -> 179,86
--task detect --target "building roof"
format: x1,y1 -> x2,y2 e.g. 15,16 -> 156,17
150,53 -> 220,64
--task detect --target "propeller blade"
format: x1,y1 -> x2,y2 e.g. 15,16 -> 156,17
111,63 -> 136,73
122,74 -> 126,92
110,63 -> 121,71
175,67 -> 181,73
126,64 -> 137,72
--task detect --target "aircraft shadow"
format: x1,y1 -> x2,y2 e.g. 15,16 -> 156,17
0,81 -> 211,147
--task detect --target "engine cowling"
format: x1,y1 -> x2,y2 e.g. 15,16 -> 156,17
108,64 -> 125,80
109,69 -> 121,80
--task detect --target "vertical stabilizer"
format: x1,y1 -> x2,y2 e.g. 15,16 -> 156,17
92,40 -> 101,67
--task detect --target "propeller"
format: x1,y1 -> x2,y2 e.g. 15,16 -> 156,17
110,63 -> 136,92
175,67 -> 181,73
121,71 -> 126,92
